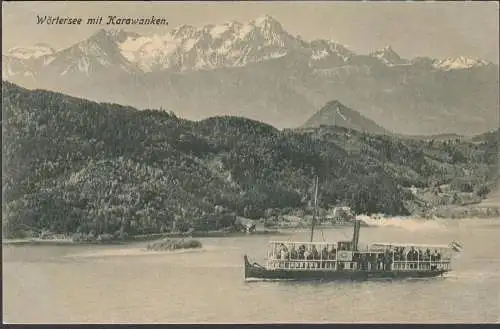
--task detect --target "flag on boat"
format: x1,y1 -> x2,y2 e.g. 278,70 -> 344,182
449,241 -> 463,252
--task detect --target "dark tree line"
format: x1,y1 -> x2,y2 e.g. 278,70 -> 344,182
2,81 -> 497,237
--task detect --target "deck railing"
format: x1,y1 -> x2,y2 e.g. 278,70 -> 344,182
391,260 -> 451,271
265,241 -> 452,272
265,259 -> 451,271
266,259 -> 340,270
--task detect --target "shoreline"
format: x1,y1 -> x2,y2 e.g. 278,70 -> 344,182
426,204 -> 500,219
4,211 -> 499,247
2,229 -> 286,246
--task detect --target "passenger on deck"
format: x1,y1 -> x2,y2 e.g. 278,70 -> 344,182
329,246 -> 337,260
377,253 -> 385,270
304,247 -> 311,260
413,247 -> 419,261
407,246 -> 418,261
394,247 -> 401,261
280,244 -> 289,260
321,247 -> 329,268
322,247 -> 329,260
312,245 -> 320,260
384,249 -> 392,270
290,245 -> 298,260
275,246 -> 281,259
433,249 -> 440,261
298,245 -> 306,260
400,248 -> 406,261
418,249 -> 423,261
425,248 -> 431,261
360,253 -> 368,270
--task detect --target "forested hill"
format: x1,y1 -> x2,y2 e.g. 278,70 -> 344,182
2,81 -> 498,238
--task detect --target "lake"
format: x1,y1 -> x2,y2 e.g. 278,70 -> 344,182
3,218 -> 500,323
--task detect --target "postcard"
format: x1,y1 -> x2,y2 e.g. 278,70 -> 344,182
2,1 -> 499,324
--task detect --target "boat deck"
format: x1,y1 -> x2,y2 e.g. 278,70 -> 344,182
265,259 -> 451,272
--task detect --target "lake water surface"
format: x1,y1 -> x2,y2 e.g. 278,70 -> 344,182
3,218 -> 500,323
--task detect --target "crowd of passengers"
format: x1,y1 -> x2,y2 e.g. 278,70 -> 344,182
393,246 -> 442,262
274,244 -> 346,261
274,244 -> 443,262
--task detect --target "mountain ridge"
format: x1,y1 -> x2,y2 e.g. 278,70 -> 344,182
5,16 -> 494,75
3,15 -> 498,135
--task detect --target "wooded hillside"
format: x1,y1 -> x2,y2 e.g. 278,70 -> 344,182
2,82 -> 498,238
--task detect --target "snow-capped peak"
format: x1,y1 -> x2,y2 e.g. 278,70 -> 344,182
171,24 -> 198,39
370,45 -> 407,66
209,20 -> 242,39
372,45 -> 397,56
253,14 -> 283,31
7,43 -> 55,60
433,56 -> 491,70
89,28 -> 141,44
114,14 -> 297,72
309,39 -> 353,61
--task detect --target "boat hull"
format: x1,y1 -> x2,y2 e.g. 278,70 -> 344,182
244,255 -> 448,281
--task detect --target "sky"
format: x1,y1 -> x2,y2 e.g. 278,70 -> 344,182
2,1 -> 499,63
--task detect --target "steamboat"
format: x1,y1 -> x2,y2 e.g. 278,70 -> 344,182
243,178 -> 462,281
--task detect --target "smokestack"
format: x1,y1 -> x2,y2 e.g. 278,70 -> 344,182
352,220 -> 361,251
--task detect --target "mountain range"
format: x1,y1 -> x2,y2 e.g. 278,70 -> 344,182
3,15 -> 499,135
